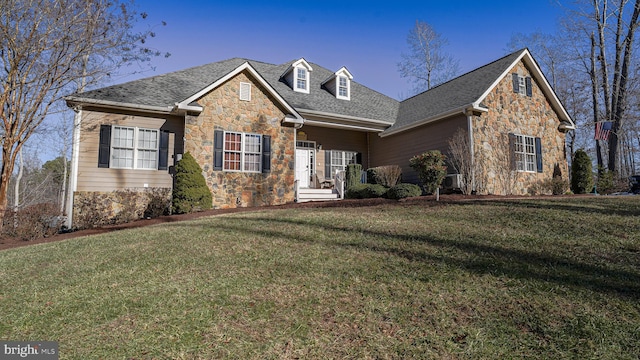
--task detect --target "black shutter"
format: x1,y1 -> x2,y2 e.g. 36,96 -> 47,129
535,137 -> 543,173
262,135 -> 271,173
213,130 -> 223,171
324,151 -> 332,179
158,131 -> 169,170
525,77 -> 533,97
512,73 -> 519,93
356,152 -> 362,165
98,125 -> 111,168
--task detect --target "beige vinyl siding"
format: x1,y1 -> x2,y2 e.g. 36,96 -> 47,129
370,115 -> 467,184
76,109 -> 184,192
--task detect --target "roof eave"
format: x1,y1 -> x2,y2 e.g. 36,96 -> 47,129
298,108 -> 393,132
380,104 -> 487,138
65,96 -> 174,114
176,61 -> 304,122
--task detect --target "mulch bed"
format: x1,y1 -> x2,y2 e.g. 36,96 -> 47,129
0,193 -> 562,252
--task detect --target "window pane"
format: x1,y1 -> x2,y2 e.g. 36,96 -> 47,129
138,129 -> 158,150
113,127 -> 134,148
296,68 -> 307,90
244,153 -> 261,172
112,148 -> 134,168
244,134 -> 261,154
137,149 -> 158,169
225,132 -> 242,151
224,152 -> 241,170
513,134 -> 536,172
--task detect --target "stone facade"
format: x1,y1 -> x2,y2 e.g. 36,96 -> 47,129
185,70 -> 296,208
472,61 -> 567,195
73,188 -> 171,229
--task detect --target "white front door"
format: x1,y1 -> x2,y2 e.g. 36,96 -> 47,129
295,149 -> 311,188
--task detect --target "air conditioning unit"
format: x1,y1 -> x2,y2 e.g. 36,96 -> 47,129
443,174 -> 463,190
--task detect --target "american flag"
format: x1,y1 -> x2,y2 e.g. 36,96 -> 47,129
594,121 -> 613,140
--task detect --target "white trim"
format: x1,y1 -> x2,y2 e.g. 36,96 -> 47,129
222,130 -> 262,173
473,49 -> 575,128
467,111 -> 475,193
239,82 -> 251,101
65,107 -> 82,229
109,125 -> 160,170
65,97 -> 174,114
178,62 -> 304,123
298,108 -> 393,132
336,75 -> 350,100
379,105 -> 488,138
294,67 -> 310,93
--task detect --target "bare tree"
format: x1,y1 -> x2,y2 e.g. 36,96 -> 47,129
574,0 -> 640,173
0,0 -> 166,229
447,128 -> 474,195
398,20 -> 460,95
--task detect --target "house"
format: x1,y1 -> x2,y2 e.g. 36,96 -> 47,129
64,48 -> 575,229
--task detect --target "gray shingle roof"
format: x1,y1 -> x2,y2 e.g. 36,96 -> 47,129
388,49 -> 526,132
68,58 -> 400,123
67,49 -> 535,132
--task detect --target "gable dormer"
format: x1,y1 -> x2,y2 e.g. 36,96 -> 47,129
283,58 -> 313,94
322,67 -> 353,100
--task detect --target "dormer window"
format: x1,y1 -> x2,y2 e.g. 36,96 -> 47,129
283,58 -> 313,94
322,66 -> 353,100
296,68 -> 308,92
338,76 -> 348,98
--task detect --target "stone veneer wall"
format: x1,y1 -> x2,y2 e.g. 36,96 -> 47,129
184,70 -> 295,209
473,61 -> 567,195
73,188 -> 171,229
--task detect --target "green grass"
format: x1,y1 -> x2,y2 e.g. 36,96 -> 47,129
1,197 -> 639,359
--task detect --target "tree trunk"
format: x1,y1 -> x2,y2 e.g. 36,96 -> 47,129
590,32 -> 605,169
13,148 -> 23,230
608,0 -> 640,172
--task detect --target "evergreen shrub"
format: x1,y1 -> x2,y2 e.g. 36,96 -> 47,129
346,184 -> 388,199
409,150 -> 447,194
386,183 -> 422,200
172,152 -> 212,214
571,149 -> 593,194
345,164 -> 363,191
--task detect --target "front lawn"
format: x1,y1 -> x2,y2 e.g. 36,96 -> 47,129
0,197 -> 639,358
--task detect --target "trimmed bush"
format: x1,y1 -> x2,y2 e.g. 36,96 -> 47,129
367,165 -> 402,187
571,149 -> 593,194
172,152 -> 213,214
345,164 -> 363,191
409,151 -> 447,194
386,183 -> 422,200
346,184 -> 388,199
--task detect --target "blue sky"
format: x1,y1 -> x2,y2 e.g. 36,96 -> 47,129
122,0 -> 566,100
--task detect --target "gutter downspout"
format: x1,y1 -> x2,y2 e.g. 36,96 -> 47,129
65,107 -> 82,229
466,110 -> 475,194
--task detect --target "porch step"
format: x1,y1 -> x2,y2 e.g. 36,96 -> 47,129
297,188 -> 341,203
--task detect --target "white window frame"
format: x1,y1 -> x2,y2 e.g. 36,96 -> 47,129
514,134 -> 536,172
518,75 -> 526,96
329,150 -> 357,178
337,75 -> 350,100
294,67 -> 309,93
239,82 -> 251,101
223,131 -> 262,173
111,125 -> 159,170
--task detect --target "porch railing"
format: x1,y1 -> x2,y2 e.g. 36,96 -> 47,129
334,170 -> 345,199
